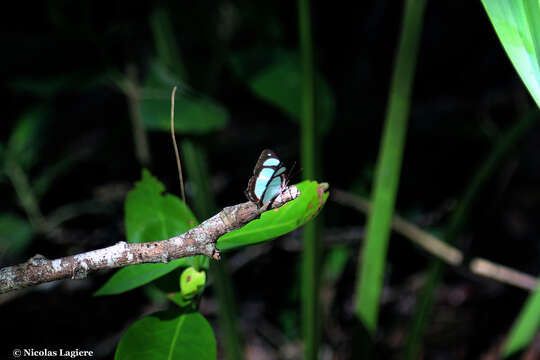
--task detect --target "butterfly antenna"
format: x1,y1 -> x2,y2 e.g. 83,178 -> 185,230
287,161 -> 303,185
289,161 -> 296,176
286,161 -> 296,186
170,87 -> 188,215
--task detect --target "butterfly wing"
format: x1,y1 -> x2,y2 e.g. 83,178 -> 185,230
245,149 -> 288,205
262,174 -> 285,203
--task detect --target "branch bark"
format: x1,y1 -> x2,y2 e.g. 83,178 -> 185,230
0,186 -> 300,294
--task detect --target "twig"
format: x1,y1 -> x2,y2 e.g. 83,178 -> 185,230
0,186 -> 300,294
332,189 -> 539,292
332,189 -> 462,265
470,258 -> 538,291
170,86 -> 186,205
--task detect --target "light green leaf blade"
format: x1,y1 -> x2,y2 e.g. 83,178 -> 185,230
355,0 -> 426,334
503,286 -> 540,357
481,0 -> 540,108
481,0 -> 540,354
95,262 -> 188,296
140,61 -> 228,134
217,181 -> 328,251
95,170 -> 199,296
115,309 -> 216,360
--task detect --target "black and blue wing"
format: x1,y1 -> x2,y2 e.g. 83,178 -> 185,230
245,149 -> 288,205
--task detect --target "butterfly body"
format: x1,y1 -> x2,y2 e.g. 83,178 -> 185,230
245,149 -> 288,205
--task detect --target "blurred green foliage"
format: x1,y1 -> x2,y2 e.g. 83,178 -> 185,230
0,213 -> 33,260
231,50 -> 335,135
140,62 -> 229,134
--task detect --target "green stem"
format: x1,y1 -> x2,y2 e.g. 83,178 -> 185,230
298,0 -> 320,359
211,260 -> 243,360
299,0 -> 315,178
355,0 -> 427,333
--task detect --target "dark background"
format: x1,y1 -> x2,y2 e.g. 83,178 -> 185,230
1,1 -> 538,359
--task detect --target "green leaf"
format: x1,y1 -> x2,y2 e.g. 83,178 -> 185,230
0,213 -> 33,259
124,170 -> 197,244
481,0 -> 540,108
503,286 -> 540,357
236,51 -> 334,135
115,309 -> 216,360
217,181 -> 328,251
140,61 -> 228,134
95,262 -> 189,296
95,170 -> 200,296
229,47 -> 290,79
7,108 -> 46,170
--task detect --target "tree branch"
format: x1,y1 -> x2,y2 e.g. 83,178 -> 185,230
0,186 -> 300,294
332,189 -> 462,265
332,188 -> 539,292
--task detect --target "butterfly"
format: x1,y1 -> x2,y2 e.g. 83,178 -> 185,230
245,149 -> 289,206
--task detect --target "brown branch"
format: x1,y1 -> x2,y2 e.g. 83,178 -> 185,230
470,258 -> 538,291
332,189 -> 462,265
0,186 -> 300,294
332,189 -> 539,292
